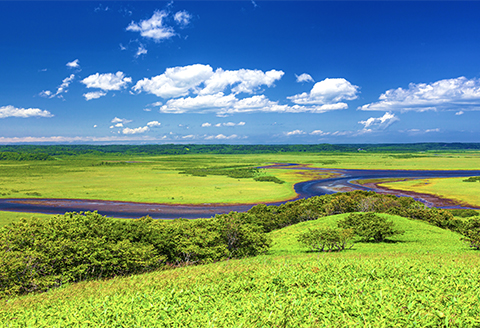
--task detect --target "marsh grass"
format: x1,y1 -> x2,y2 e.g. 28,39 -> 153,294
380,177 -> 480,207
2,214 -> 479,327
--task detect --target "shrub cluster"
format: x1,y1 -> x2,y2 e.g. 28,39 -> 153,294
0,212 -> 270,297
298,227 -> 354,252
3,190 -> 478,298
338,213 -> 404,242
463,176 -> 480,182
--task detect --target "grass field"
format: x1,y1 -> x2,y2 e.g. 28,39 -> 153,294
2,213 -> 479,327
1,151 -> 480,206
380,177 -> 480,207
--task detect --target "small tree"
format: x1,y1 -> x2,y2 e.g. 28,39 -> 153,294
338,212 -> 404,242
461,217 -> 480,250
298,227 -> 354,252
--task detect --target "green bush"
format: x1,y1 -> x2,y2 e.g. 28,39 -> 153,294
338,213 -> 404,242
0,211 -> 273,298
298,227 -> 354,252
448,208 -> 479,218
460,217 -> 480,249
253,176 -> 285,184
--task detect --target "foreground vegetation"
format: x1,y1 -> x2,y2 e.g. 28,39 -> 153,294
2,191 -> 480,326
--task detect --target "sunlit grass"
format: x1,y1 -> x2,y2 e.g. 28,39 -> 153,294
2,214 -> 479,327
380,177 -> 480,207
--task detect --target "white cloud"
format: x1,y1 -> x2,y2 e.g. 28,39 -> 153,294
205,134 -> 238,140
182,134 -> 195,139
133,64 -> 214,98
93,125 -> 97,128
310,130 -> 329,136
147,121 -> 161,127
111,117 -> 132,124
426,128 -> 440,133
201,122 -> 211,127
40,74 -> 75,99
66,59 -> 80,69
83,91 -> 107,101
174,11 -> 192,27
135,44 -> 147,57
122,126 -> 150,134
455,111 -> 464,115
0,105 -> 53,119
200,68 -> 284,95
160,93 -> 347,115
295,73 -> 314,83
288,78 -> 359,105
284,130 -> 306,136
359,76 -> 480,112
114,123 -> 123,128
132,65 -> 284,99
358,112 -> 399,130
82,72 -> 131,91
39,90 -> 52,97
126,10 -> 175,42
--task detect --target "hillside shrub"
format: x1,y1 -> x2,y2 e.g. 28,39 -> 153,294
0,211 -> 272,298
460,217 -> 480,249
298,227 -> 354,252
338,213 -> 404,242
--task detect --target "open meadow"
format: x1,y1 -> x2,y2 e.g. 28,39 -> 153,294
2,212 -> 480,327
1,145 -> 480,327
380,177 -> 480,208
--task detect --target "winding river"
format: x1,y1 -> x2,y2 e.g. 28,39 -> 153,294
1,165 -> 479,219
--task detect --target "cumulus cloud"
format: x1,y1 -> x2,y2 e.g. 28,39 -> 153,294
295,73 -> 314,83
147,121 -> 161,127
133,64 -> 214,98
174,11 -> 192,27
359,76 -> 480,112
205,134 -> 238,140
310,130 -> 329,136
200,68 -> 284,95
455,111 -> 464,115
358,112 -> 399,130
126,10 -> 175,42
0,105 -> 53,119
111,117 -> 132,124
132,64 -> 284,99
284,130 -> 306,136
83,91 -> 107,101
201,122 -> 212,127
82,72 -> 132,91
288,78 -> 359,105
66,59 -> 80,69
122,126 -> 150,134
160,93 -> 347,115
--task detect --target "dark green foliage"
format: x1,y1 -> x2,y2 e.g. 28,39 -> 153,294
1,142 -> 480,158
253,176 -> 285,184
338,213 -> 405,242
179,167 -> 259,179
448,208 -> 479,218
460,217 -> 480,249
0,152 -> 51,161
298,227 -> 354,252
463,176 -> 480,182
0,212 -> 272,297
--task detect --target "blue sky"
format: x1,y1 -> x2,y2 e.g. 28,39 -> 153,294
1,1 -> 480,144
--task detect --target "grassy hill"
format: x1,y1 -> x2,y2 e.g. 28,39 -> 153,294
2,213 -> 479,327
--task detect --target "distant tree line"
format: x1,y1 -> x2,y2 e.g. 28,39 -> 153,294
1,142 -> 480,157
0,152 -> 52,161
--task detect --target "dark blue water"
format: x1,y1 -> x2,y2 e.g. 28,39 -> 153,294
0,168 -> 479,219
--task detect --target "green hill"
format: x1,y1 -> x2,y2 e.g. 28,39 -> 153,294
2,213 -> 479,327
